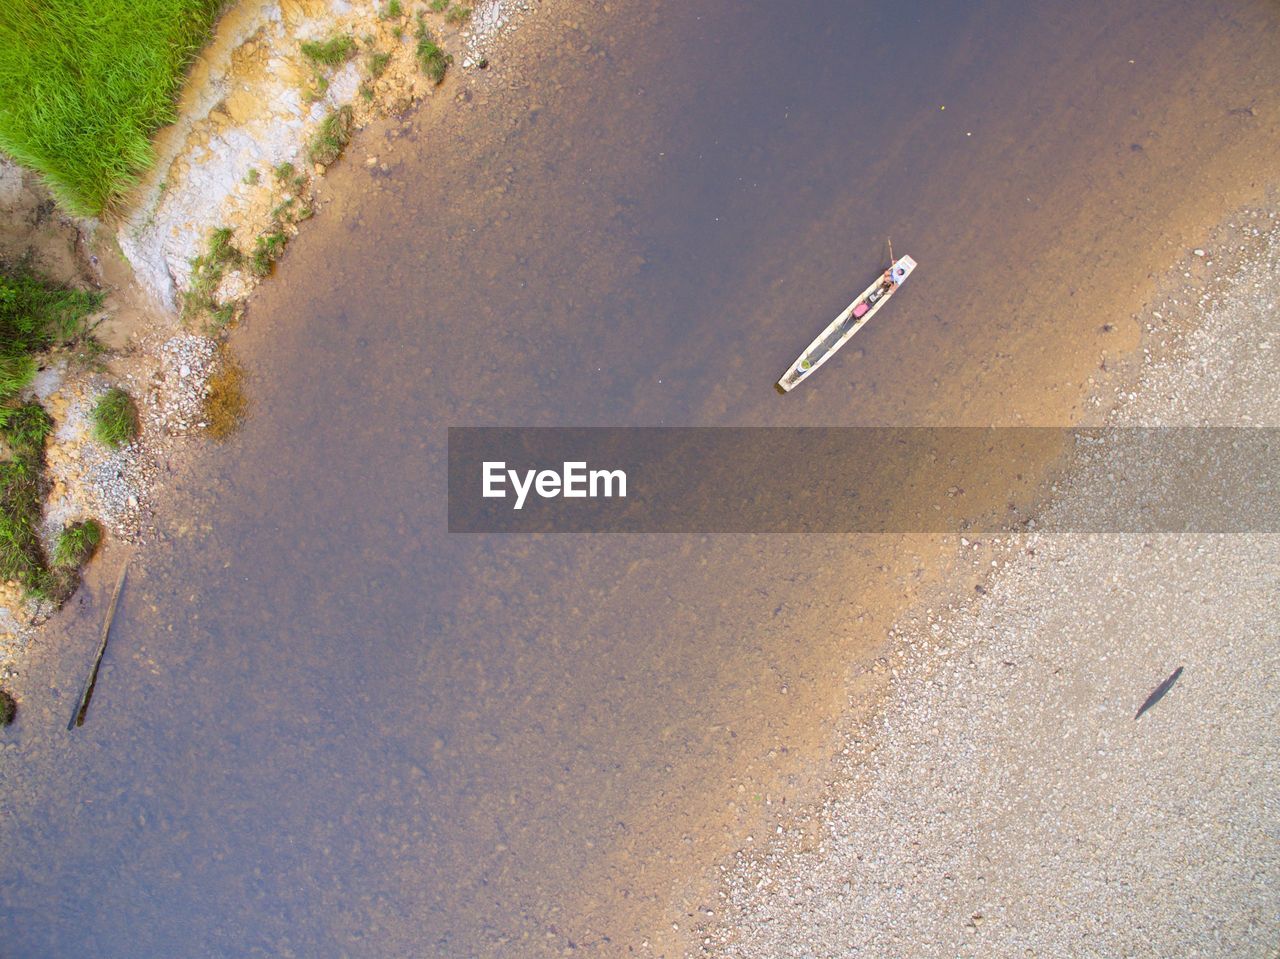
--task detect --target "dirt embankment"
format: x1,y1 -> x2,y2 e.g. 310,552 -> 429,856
119,0 -> 529,314
0,0 -> 532,681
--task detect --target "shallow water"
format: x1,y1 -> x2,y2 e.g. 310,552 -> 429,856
4,0 -> 1280,955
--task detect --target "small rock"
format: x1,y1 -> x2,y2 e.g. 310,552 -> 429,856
1193,248 -> 1206,257
179,364 -> 191,378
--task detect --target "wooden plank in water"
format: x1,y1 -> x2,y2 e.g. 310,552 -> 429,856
68,562 -> 129,730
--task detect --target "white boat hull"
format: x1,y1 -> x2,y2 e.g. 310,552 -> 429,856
777,255 -> 917,392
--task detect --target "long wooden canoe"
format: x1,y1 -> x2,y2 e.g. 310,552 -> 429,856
777,255 -> 917,392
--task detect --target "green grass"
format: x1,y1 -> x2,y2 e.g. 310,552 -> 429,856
429,0 -> 449,11
0,402 -> 56,600
91,388 -> 139,449
249,230 -> 289,277
367,50 -> 392,79
0,263 -> 101,422
54,519 -> 102,568
0,266 -> 105,603
379,0 -> 404,18
0,265 -> 101,366
208,302 -> 236,328
446,5 -> 472,25
0,0 -> 229,216
272,161 -> 308,194
300,34 -> 355,67
303,72 -> 330,104
415,19 -> 452,85
184,226 -> 241,322
308,105 -> 354,166
3,401 -> 52,451
206,226 -> 239,267
243,167 -> 260,186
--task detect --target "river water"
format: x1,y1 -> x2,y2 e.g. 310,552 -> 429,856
4,1 -> 1279,955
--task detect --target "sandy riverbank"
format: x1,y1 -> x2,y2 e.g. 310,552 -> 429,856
694,207 -> 1280,956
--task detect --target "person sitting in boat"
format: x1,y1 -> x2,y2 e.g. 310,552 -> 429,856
868,273 -> 893,301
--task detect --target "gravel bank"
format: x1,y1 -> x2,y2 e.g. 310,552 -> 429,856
697,216 -> 1280,957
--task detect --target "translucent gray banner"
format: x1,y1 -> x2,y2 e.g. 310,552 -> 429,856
447,428 -> 1279,533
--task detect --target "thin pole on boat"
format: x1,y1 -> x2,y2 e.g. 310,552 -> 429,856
887,237 -> 895,266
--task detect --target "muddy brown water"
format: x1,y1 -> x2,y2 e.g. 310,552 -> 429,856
4,1 -> 1280,955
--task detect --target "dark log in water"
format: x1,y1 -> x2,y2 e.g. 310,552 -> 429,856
68,562 -> 128,730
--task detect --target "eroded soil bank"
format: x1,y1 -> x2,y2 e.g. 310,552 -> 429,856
0,158 -> 227,654
3,0 -> 1280,957
119,0 -> 528,314
0,0 -> 527,668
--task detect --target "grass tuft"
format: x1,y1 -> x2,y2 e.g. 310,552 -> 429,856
0,0 -> 230,215
2,402 -> 52,452
303,71 -> 330,104
184,227 -> 241,322
249,230 -> 289,277
0,401 -> 53,598
207,227 -> 240,268
415,19 -> 453,85
54,519 -> 103,568
272,161 -> 308,195
91,388 -> 139,449
367,51 -> 392,79
300,35 -> 356,67
0,265 -> 102,373
0,263 -> 101,416
0,355 -> 37,399
308,105 -> 354,166
379,0 -> 404,19
446,5 -> 473,25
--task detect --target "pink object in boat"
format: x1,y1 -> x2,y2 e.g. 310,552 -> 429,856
852,302 -> 869,318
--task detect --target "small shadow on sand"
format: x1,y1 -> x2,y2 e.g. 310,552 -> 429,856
1135,665 -> 1183,720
